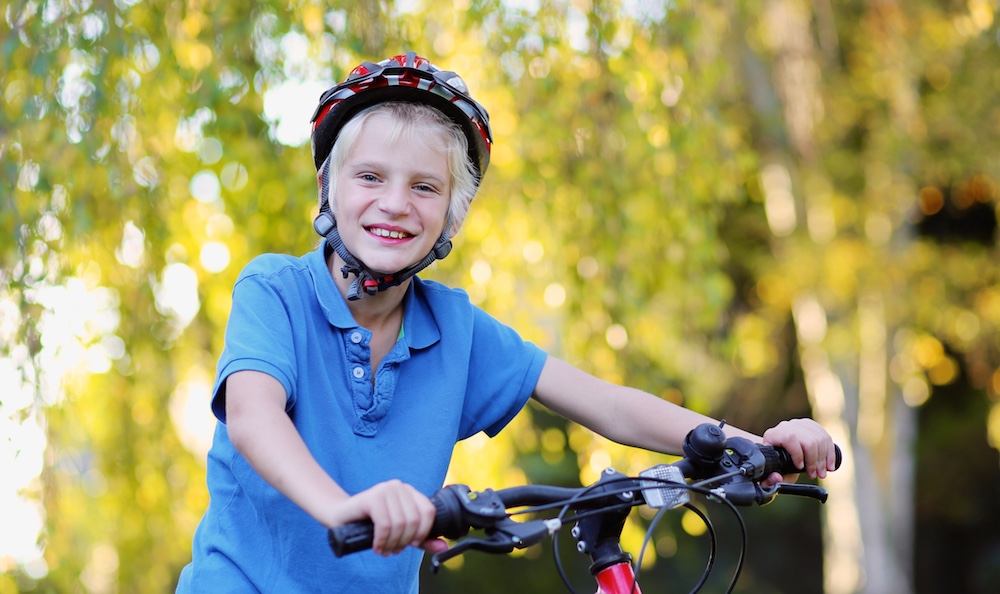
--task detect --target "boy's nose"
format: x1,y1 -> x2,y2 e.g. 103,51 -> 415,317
378,183 -> 412,215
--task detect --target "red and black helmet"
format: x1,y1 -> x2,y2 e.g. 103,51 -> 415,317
310,51 -> 493,180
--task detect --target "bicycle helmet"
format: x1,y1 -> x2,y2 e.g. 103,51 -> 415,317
309,51 -> 494,300
311,51 -> 492,178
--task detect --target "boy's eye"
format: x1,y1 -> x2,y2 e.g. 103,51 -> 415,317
359,173 -> 379,183
414,183 -> 438,193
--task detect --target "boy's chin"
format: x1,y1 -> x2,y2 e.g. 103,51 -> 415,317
357,259 -> 418,277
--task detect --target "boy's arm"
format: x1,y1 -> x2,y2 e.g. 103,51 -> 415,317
531,355 -> 837,481
224,370 -> 442,555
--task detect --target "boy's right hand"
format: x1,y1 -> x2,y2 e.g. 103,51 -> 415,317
329,479 -> 443,556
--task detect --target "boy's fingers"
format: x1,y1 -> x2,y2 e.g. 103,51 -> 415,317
420,538 -> 448,554
365,481 -> 438,555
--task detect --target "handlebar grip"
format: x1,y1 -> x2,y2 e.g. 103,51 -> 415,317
328,520 -> 375,557
757,444 -> 843,477
329,487 -> 468,557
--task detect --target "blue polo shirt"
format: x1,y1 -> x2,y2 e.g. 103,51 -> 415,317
177,245 -> 547,593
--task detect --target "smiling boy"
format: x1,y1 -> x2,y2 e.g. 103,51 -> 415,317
176,52 -> 838,593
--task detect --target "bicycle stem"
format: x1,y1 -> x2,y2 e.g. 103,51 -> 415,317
569,469 -> 640,576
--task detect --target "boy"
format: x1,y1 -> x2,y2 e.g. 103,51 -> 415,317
177,52 -> 838,593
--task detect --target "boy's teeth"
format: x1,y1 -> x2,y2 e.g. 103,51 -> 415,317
371,228 -> 409,239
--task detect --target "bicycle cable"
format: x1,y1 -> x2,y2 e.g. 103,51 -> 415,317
538,475 -> 742,594
645,479 -> 749,594
479,472 -> 752,594
724,501 -> 748,594
549,477 -> 639,594
630,480 -> 729,594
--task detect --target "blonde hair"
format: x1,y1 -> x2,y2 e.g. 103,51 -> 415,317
323,102 -> 479,238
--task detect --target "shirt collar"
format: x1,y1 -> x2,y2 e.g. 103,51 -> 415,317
308,243 -> 441,350
402,277 -> 441,350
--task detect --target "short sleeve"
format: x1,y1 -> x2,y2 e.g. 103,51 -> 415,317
460,306 -> 547,439
211,261 -> 298,422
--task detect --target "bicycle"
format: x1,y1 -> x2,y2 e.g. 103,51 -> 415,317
329,422 -> 843,593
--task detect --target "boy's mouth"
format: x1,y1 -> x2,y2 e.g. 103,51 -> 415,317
367,226 -> 413,240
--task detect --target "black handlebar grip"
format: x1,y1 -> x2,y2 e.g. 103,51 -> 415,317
328,487 -> 468,557
328,520 -> 376,557
758,444 -> 843,477
429,486 -> 469,540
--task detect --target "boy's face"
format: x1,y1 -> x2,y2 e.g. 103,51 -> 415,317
332,114 -> 451,276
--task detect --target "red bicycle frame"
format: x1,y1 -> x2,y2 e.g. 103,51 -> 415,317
595,562 -> 642,594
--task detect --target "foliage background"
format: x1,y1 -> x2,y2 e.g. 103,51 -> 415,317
2,0 -> 1000,593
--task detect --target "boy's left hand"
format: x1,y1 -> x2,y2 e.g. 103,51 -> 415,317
760,418 -> 838,486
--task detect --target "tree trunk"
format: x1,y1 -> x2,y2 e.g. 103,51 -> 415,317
757,0 -> 918,591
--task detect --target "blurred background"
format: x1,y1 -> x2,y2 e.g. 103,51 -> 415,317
3,0 -> 1000,592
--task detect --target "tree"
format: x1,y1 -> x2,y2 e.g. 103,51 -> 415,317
3,1 -> 999,593
730,1 -> 1000,592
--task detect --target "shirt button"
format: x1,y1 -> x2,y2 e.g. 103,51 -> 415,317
352,366 -> 365,379
350,332 -> 363,344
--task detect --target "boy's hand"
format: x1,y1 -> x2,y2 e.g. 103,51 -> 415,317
329,479 -> 440,557
760,418 -> 838,486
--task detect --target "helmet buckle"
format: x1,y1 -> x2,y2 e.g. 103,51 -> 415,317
433,240 -> 453,260
313,213 -> 336,237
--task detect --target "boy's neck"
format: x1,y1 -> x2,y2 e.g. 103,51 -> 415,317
327,250 -> 409,328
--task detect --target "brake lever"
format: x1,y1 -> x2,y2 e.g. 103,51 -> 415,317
774,482 -> 828,503
709,480 -> 829,506
430,518 -> 555,572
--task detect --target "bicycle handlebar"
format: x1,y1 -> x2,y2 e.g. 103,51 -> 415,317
329,424 -> 842,558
